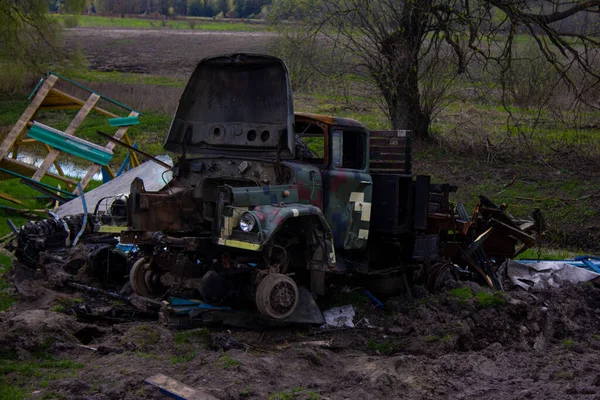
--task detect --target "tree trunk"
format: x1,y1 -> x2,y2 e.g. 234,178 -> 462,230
379,2 -> 431,140
384,65 -> 430,140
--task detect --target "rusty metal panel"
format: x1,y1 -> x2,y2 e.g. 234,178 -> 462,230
164,54 -> 295,158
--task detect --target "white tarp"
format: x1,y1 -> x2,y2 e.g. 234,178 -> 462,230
322,305 -> 355,328
56,155 -> 172,217
507,260 -> 600,291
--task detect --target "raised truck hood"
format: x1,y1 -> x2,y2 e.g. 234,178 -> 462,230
164,53 -> 295,158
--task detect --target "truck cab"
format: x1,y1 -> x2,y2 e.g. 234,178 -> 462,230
119,53 -> 534,319
292,113 -> 372,252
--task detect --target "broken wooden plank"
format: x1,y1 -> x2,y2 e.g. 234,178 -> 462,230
42,144 -> 66,177
0,75 -> 58,160
43,88 -> 120,118
0,191 -> 24,205
144,373 -> 218,400
32,93 -> 101,181
0,158 -> 76,186
15,139 -> 38,145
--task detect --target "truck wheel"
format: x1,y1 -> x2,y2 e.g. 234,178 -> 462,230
255,273 -> 299,319
427,262 -> 459,292
130,257 -> 165,298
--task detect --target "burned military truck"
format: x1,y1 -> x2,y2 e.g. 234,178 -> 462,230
112,54 -> 537,319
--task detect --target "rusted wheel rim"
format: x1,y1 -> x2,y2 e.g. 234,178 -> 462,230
130,258 -> 165,298
255,273 -> 299,319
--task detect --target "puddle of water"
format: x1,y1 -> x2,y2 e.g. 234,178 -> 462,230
9,152 -> 103,181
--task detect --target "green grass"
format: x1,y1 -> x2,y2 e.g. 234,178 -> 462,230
217,354 -> 240,369
562,338 -> 574,347
51,296 -> 83,313
169,352 -> 196,364
515,247 -> 578,260
54,15 -> 268,32
0,93 -> 29,128
65,70 -> 186,87
0,377 -> 25,400
239,387 -> 255,398
449,287 -> 505,308
173,328 -> 212,347
268,386 -> 319,400
367,339 -> 403,355
475,291 -> 505,308
0,350 -> 83,399
135,351 -> 159,359
170,328 -> 212,364
449,286 -> 473,301
450,286 -> 506,308
0,253 -> 15,311
121,325 -> 161,349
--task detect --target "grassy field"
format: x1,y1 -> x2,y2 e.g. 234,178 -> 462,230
55,14 -> 269,32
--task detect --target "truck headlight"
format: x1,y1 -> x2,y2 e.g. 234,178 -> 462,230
239,213 -> 256,232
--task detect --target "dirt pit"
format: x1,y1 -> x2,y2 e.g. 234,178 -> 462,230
2,259 -> 600,400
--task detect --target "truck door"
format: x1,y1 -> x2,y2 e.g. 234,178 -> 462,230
323,127 -> 372,251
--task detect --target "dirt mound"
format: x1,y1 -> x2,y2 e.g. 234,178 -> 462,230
391,281 -> 600,356
0,310 -> 82,353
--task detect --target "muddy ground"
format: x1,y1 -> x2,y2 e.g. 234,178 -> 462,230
3,258 -> 600,399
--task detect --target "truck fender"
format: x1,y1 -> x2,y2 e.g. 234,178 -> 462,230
252,204 -> 336,268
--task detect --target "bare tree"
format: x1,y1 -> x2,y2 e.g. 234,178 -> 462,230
271,0 -> 600,139
0,0 -> 63,90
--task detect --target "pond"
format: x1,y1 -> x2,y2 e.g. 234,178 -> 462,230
10,152 -> 104,182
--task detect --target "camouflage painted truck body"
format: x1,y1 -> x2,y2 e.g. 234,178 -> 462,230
120,54 -> 536,319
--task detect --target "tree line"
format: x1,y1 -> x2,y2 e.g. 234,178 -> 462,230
50,0 -> 272,19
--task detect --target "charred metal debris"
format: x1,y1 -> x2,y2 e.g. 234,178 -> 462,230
5,54 -> 542,327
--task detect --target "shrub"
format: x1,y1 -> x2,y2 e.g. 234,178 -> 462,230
63,15 -> 80,28
504,41 -> 558,108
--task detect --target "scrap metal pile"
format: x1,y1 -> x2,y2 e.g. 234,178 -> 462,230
6,192 -> 542,328
4,54 -> 545,327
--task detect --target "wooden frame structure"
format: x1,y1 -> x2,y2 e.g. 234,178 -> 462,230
0,73 -> 142,201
